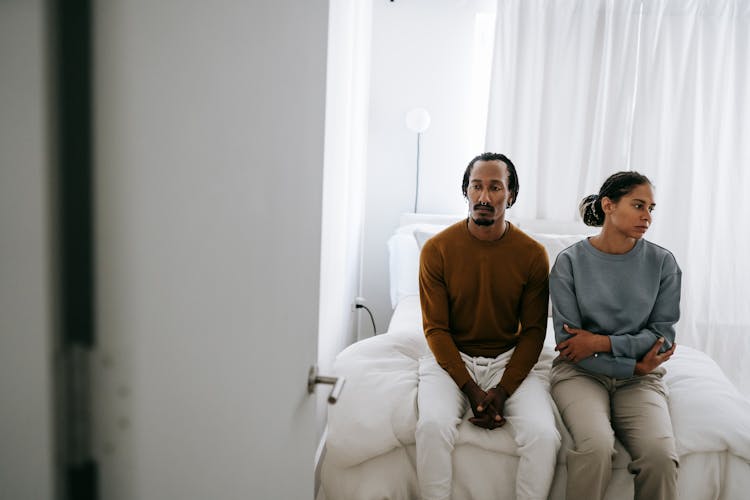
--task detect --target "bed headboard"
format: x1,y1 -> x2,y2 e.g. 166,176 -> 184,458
388,213 -> 596,309
398,213 -> 593,235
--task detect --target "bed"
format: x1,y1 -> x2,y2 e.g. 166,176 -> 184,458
319,214 -> 750,500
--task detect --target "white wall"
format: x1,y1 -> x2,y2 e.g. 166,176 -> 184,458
360,0 -> 496,336
0,1 -> 56,498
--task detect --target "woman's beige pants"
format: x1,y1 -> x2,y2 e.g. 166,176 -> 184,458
550,360 -> 678,500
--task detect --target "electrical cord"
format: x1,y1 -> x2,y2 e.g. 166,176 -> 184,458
356,304 -> 377,335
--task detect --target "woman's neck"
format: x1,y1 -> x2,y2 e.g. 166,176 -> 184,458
589,227 -> 637,254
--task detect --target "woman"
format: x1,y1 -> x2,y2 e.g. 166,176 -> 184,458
550,171 -> 680,500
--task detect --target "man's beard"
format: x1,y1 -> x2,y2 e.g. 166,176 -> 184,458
471,216 -> 496,226
471,203 -> 496,226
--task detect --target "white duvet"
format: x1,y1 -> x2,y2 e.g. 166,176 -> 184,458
326,296 -> 750,472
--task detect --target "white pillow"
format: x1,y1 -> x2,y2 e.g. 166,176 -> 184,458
527,232 -> 587,269
416,228 -> 585,268
387,224 -> 588,311
527,232 -> 587,316
394,222 -> 448,236
388,224 -> 448,307
414,229 -> 438,250
387,233 -> 419,308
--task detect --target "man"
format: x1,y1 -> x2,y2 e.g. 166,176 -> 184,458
417,152 -> 560,500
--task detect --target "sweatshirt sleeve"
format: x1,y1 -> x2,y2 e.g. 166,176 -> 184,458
550,251 -> 636,379
549,253 -> 581,346
419,241 -> 472,389
609,255 -> 681,359
498,249 -> 548,395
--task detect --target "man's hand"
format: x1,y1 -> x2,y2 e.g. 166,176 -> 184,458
555,324 -> 609,363
634,338 -> 676,375
462,379 -> 506,429
474,385 -> 508,428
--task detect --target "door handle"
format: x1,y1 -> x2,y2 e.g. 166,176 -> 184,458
307,366 -> 345,404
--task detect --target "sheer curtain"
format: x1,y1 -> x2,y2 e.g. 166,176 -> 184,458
631,0 -> 750,394
486,0 -> 644,221
487,0 -> 750,395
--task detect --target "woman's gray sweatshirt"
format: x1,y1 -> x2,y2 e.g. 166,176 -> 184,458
550,237 -> 682,378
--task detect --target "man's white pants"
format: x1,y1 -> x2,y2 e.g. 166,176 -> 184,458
416,350 -> 560,500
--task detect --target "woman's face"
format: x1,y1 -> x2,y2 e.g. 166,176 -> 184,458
603,183 -> 655,239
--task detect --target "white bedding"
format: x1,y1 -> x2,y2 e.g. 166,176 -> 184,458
321,217 -> 750,500
322,297 -> 750,500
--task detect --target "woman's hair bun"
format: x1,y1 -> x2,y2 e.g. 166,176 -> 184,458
579,194 -> 604,227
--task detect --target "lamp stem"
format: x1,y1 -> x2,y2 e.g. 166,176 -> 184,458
414,132 -> 421,213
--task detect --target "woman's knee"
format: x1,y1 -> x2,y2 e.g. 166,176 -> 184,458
576,432 -> 615,461
633,439 -> 678,474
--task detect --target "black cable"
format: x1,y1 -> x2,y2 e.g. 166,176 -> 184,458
356,304 -> 378,335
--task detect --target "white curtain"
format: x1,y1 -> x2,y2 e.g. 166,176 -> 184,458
487,0 -> 750,395
631,0 -> 750,394
318,0 -> 372,434
487,0 -> 644,221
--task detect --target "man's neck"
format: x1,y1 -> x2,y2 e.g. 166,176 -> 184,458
467,218 -> 508,241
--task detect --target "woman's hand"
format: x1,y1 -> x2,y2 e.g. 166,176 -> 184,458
634,338 -> 676,375
555,324 -> 610,363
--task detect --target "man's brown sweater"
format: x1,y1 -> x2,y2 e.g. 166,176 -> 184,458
419,219 -> 549,394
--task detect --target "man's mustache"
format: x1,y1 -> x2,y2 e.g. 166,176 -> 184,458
473,203 -> 494,212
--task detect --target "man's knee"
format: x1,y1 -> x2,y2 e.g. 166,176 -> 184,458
514,420 -> 561,457
540,423 -> 561,446
416,415 -> 461,443
531,423 -> 561,450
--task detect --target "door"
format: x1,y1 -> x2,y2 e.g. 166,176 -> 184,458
93,1 -> 329,498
